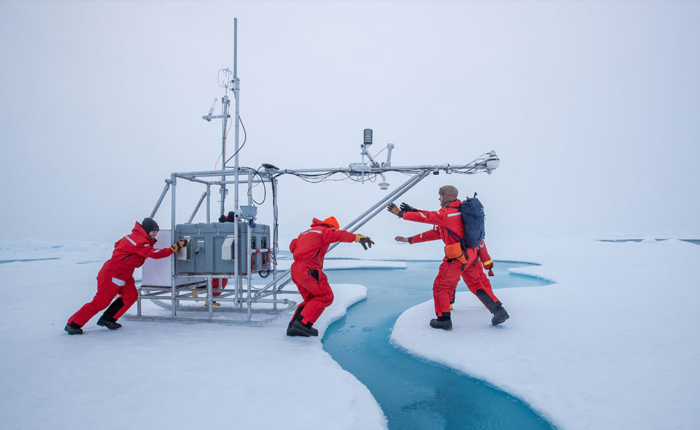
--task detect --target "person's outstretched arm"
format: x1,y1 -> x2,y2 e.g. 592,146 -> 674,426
388,203 -> 450,227
395,226 -> 441,244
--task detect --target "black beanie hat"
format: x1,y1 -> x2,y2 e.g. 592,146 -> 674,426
141,218 -> 159,234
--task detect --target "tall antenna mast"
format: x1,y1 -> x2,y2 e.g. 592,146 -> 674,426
232,17 -> 241,217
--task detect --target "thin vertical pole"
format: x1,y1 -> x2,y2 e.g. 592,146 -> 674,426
272,178 -> 278,310
247,172 -> 253,320
170,174 -> 177,317
233,18 -> 237,80
220,95 -> 228,217
232,17 -> 242,311
207,276 -> 213,319
233,18 -> 240,214
206,184 -> 211,223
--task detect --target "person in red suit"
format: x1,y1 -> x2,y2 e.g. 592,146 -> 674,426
389,185 -> 509,330
287,216 -> 374,337
64,218 -> 187,335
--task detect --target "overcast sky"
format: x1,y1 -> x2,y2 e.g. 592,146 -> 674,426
1,0 -> 699,244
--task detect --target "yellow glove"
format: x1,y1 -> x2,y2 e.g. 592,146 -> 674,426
355,234 -> 375,250
170,239 -> 188,252
387,203 -> 402,217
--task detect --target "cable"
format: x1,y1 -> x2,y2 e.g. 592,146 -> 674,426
274,169 -> 386,185
370,146 -> 389,163
213,116 -> 234,169
450,152 -> 492,175
267,151 -> 492,186
248,166 -> 267,205
224,115 -> 247,166
271,177 -> 279,266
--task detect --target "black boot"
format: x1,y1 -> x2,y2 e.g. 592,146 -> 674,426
98,299 -> 125,330
97,316 -> 122,330
64,321 -> 83,335
286,319 -> 319,337
287,305 -> 305,331
475,289 -> 510,326
491,304 -> 510,326
430,312 -> 453,330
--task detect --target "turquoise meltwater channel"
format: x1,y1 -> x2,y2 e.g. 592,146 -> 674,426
321,260 -> 556,430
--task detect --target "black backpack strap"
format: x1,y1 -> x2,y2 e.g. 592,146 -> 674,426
445,227 -> 481,268
444,228 -> 467,270
445,228 -> 466,250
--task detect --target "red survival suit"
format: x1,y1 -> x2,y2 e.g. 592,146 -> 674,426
404,200 -> 500,316
289,218 -> 357,325
450,240 -> 501,311
68,222 -> 175,326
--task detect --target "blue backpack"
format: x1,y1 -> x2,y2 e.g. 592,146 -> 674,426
444,193 -> 486,251
460,195 -> 485,249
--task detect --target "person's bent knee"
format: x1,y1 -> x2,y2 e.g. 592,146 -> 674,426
318,290 -> 334,307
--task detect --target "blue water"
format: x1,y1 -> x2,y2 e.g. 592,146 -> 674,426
322,260 -> 556,430
0,258 -> 59,265
598,239 -> 666,243
598,239 -> 700,246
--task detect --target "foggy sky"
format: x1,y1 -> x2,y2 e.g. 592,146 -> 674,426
1,0 -> 699,244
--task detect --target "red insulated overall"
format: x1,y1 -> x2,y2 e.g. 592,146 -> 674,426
69,222 -> 175,326
457,240 -> 501,306
404,200 -> 489,317
289,219 -> 356,325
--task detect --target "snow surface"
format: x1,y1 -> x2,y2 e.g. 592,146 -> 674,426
389,236 -> 700,430
1,236 -> 699,429
0,241 -> 386,430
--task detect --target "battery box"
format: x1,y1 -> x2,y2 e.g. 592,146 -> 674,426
174,222 -> 270,275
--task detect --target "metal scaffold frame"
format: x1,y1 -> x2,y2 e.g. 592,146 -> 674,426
124,18 -> 500,325
129,166 -> 291,325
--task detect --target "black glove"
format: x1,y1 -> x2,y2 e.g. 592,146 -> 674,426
227,211 -> 235,222
218,215 -> 227,223
387,203 -> 403,218
355,234 -> 375,250
170,240 -> 188,252
400,202 -> 418,212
